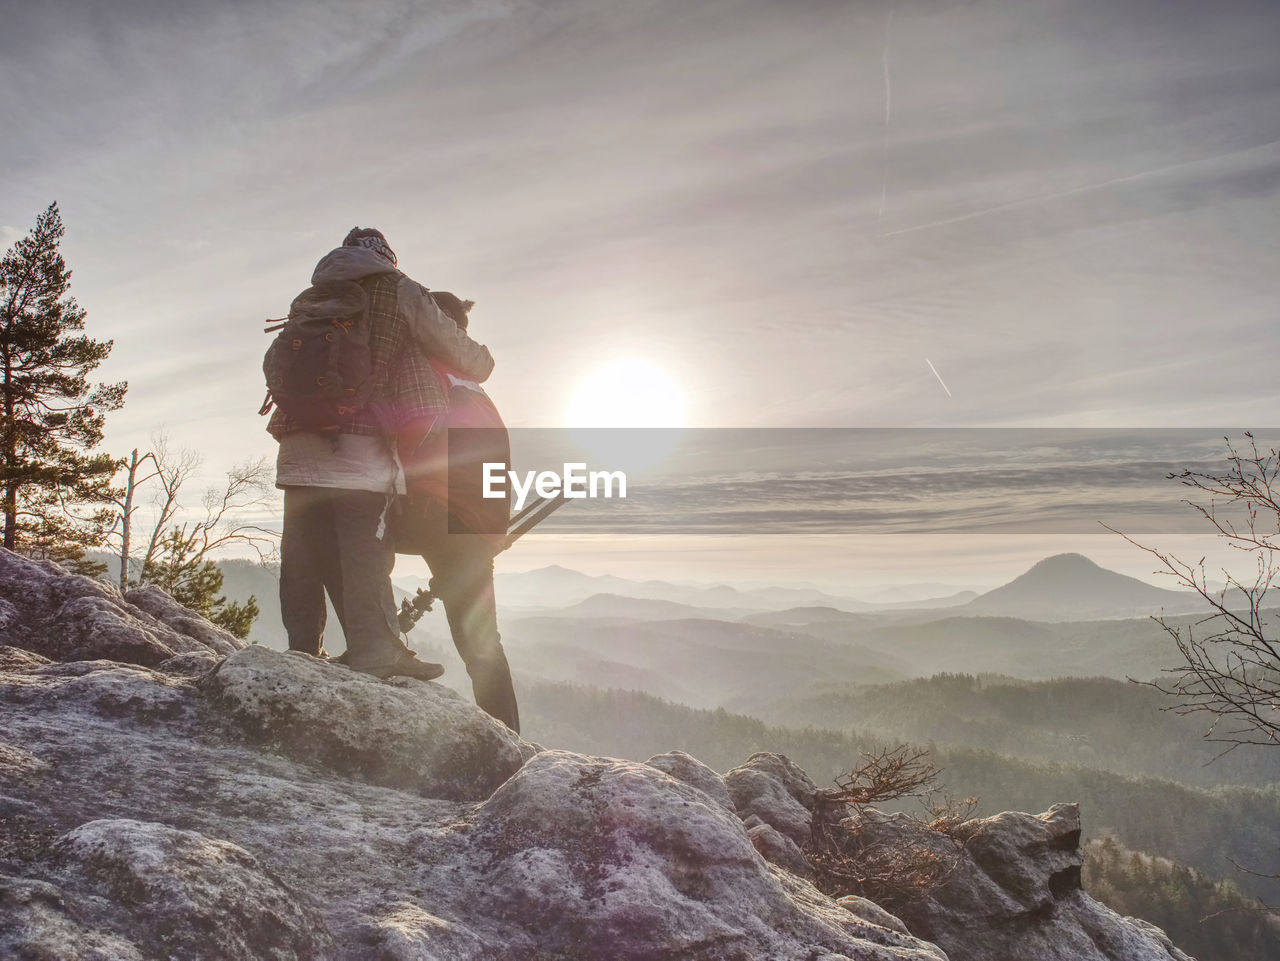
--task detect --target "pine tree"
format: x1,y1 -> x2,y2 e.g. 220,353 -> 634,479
141,528 -> 259,639
0,202 -> 126,569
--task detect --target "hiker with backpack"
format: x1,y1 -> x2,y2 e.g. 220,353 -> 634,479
263,227 -> 493,680
393,292 -> 521,733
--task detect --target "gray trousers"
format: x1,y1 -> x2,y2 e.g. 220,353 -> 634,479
279,486 -> 403,665
413,501 -> 520,733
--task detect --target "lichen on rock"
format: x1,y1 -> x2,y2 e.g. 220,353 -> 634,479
50,818 -> 332,961
203,645 -> 537,802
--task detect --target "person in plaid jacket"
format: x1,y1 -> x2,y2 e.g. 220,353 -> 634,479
270,227 -> 493,679
396,293 -> 520,732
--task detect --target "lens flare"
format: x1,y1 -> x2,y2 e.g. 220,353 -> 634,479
566,358 -> 687,428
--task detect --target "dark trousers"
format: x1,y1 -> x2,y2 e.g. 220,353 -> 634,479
415,502 -> 520,733
280,487 -> 403,666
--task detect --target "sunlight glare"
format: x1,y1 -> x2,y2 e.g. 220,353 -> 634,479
566,358 -> 687,428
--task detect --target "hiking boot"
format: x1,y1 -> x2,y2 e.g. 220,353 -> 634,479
348,647 -> 444,681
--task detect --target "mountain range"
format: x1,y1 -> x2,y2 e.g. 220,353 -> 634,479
152,551 -> 1213,661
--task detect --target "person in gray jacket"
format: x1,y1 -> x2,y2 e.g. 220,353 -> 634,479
268,227 -> 494,679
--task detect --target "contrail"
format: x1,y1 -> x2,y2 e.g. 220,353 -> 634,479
877,5 -> 895,222
878,138 -> 1280,239
925,357 -> 953,398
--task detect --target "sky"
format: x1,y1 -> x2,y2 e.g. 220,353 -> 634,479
4,0 -> 1280,589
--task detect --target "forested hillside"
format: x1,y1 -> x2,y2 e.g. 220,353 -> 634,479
521,680 -> 1280,903
746,673 -> 1280,788
1083,837 -> 1280,961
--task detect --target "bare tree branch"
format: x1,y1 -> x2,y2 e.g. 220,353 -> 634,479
1113,433 -> 1280,751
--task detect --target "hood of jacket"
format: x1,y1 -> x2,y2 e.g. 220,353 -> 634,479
311,246 -> 401,285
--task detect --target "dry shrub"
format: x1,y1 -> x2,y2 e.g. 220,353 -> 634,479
806,745 -> 971,911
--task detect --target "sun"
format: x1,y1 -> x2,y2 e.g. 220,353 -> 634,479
566,358 -> 687,428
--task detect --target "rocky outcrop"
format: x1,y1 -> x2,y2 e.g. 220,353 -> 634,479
47,818 -> 332,960
645,749 -> 736,812
0,549 -> 241,666
0,549 -> 1195,960
845,805 -> 1195,961
725,752 -> 822,850
1,873 -> 149,961
204,645 -> 536,802
0,548 -> 951,960
446,750 -> 943,960
0,645 -> 949,960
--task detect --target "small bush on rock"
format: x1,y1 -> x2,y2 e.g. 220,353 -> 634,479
807,745 -> 970,911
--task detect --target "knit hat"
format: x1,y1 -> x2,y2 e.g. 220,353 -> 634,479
342,227 -> 397,267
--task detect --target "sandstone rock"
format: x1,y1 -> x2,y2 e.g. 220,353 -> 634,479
0,873 -> 145,961
0,654 -> 949,960
0,548 -> 243,666
457,750 -> 947,960
847,804 -> 1195,961
733,752 -> 820,807
0,645 -> 51,671
352,902 -> 495,961
838,895 -> 914,936
1,658 -> 196,723
748,821 -> 814,879
725,751 -> 817,848
124,584 -> 242,656
49,819 -> 331,961
158,649 -> 224,676
645,748 -> 735,812
1124,918 -> 1197,961
950,802 -> 1083,906
203,645 -> 537,802
0,740 -> 50,778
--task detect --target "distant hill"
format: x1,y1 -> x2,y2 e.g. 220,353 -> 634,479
864,582 -> 985,604
963,553 -> 1202,620
806,590 -> 984,613
490,565 -> 645,607
815,615 -> 1090,678
741,606 -> 879,628
880,589 -> 981,610
490,564 -> 871,612
551,593 -> 752,621
503,615 -> 907,708
778,612 -> 1183,681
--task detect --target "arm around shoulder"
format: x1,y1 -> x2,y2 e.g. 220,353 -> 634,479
397,276 -> 495,382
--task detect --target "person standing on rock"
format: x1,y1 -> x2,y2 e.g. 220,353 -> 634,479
263,227 -> 494,680
394,292 -> 520,733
